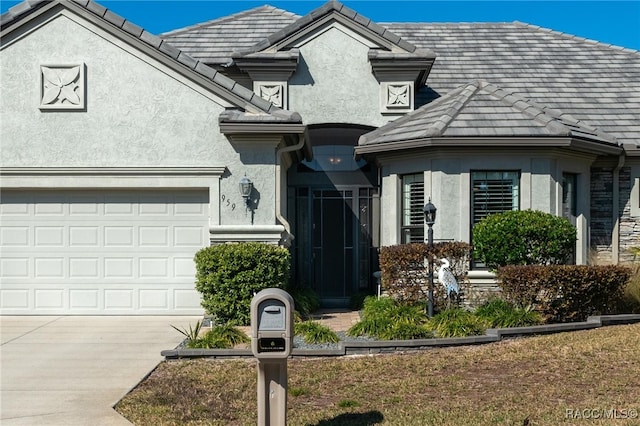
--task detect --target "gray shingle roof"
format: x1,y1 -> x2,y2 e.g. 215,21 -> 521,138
162,8 -> 640,150
0,0 -> 301,123
161,5 -> 300,64
386,21 -> 640,148
358,80 -> 619,150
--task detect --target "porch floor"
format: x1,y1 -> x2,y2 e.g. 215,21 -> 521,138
308,309 -> 361,332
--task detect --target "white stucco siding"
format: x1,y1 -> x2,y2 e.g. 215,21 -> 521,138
288,24 -> 386,127
0,12 -> 234,168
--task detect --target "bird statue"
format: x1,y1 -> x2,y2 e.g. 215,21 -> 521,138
437,258 -> 459,307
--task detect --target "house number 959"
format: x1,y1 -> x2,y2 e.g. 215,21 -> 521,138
221,195 -> 236,211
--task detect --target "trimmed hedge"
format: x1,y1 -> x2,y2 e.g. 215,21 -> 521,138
473,210 -> 576,269
194,242 -> 290,325
497,265 -> 631,322
379,242 -> 471,307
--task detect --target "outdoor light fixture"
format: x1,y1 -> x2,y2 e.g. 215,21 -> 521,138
423,198 -> 437,225
239,175 -> 253,210
424,197 -> 437,317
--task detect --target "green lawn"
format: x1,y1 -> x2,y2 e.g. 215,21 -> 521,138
116,323 -> 640,425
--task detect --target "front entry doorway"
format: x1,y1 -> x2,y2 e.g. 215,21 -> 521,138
287,125 -> 379,307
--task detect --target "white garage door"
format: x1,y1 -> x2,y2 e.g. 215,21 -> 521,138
0,190 -> 208,315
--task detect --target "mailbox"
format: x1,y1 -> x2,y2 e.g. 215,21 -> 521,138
251,288 -> 294,359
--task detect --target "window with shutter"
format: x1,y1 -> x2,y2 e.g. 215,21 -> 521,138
471,171 -> 520,268
401,174 -> 424,243
471,171 -> 519,225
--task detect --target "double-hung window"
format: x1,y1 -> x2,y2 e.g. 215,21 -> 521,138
401,173 -> 424,243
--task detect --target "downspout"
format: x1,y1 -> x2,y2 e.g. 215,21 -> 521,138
612,153 -> 626,264
275,134 -> 306,247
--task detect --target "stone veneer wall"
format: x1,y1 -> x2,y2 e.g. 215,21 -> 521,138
619,167 -> 640,264
590,167 -> 614,264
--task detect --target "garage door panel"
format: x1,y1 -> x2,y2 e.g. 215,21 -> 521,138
0,227 -> 29,246
69,226 -> 99,246
35,258 -> 65,278
35,289 -> 65,309
1,258 -> 30,277
35,226 -> 65,246
0,190 -> 207,315
1,290 -> 29,309
70,289 -> 100,309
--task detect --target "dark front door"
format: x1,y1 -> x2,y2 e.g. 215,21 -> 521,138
291,187 -> 377,307
313,189 -> 355,303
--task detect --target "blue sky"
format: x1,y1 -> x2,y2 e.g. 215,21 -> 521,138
2,1 -> 639,50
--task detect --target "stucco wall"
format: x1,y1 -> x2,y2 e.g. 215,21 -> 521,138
288,24 -> 391,128
0,11 -> 277,228
378,149 -> 594,262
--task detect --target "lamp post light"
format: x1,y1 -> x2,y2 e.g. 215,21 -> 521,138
239,175 -> 253,213
423,198 -> 437,318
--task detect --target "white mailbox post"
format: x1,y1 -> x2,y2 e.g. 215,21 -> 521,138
250,288 -> 294,426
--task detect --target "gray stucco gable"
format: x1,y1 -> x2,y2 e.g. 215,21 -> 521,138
0,0 -> 301,123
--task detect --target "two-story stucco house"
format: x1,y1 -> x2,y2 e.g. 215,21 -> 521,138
1,0 -> 638,314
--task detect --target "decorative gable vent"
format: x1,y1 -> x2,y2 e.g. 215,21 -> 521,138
256,82 -> 285,108
39,64 -> 85,110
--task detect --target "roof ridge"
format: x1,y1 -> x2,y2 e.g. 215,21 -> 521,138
235,0 -> 418,56
512,21 -> 640,54
429,80 -> 483,136
161,5 -> 299,37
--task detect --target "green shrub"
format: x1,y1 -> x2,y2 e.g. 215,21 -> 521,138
427,309 -> 485,337
473,210 -> 576,269
194,242 -> 290,325
379,242 -> 472,306
474,299 -> 542,328
288,286 -> 320,319
294,321 -> 339,344
348,296 -> 431,340
497,265 -> 631,322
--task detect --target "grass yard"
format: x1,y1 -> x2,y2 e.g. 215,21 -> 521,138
116,324 -> 640,425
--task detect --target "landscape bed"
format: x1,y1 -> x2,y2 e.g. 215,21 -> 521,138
116,322 -> 640,426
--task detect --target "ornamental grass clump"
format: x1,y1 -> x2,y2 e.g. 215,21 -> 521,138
474,298 -> 543,328
294,321 -> 339,344
190,324 -> 249,349
426,308 -> 485,338
348,296 -> 431,340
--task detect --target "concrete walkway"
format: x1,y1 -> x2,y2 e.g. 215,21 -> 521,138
0,315 -> 200,425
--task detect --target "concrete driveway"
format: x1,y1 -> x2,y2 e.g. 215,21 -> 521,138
1,315 -> 201,425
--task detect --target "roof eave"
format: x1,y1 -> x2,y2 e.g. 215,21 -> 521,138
354,136 -> 624,156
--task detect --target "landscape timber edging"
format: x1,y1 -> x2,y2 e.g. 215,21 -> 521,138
160,314 -> 640,360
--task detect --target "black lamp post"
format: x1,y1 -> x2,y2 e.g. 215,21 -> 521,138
423,198 -> 437,317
